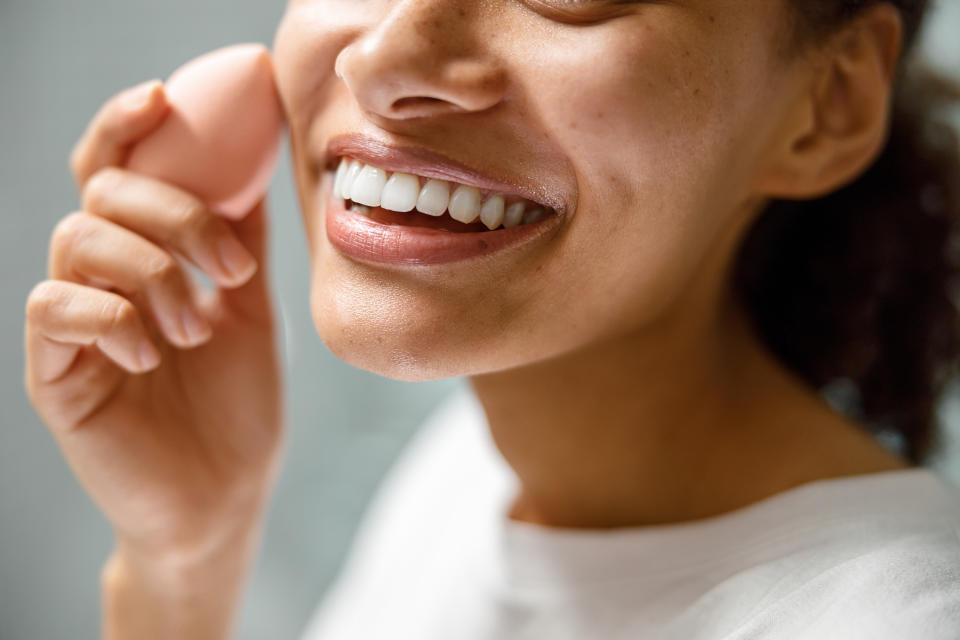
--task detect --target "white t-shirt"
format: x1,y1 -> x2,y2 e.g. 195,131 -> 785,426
302,385 -> 960,640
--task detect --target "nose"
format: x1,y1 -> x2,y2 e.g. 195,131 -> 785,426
334,0 -> 506,120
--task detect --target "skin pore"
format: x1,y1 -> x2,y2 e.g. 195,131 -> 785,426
273,0 -> 910,529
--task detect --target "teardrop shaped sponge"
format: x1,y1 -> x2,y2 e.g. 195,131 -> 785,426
126,43 -> 286,219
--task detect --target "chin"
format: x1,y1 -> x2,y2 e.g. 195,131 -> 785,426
307,268 -> 577,382
308,275 -> 476,382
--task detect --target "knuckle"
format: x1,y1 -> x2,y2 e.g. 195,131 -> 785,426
82,167 -> 123,213
52,210 -> 88,239
96,99 -> 127,140
25,281 -> 64,326
49,212 -> 96,263
50,212 -> 90,255
143,254 -> 180,289
106,299 -> 139,335
168,195 -> 211,238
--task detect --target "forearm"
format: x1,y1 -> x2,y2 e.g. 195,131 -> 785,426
101,525 -> 262,640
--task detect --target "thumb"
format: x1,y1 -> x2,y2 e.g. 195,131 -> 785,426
218,198 -> 275,326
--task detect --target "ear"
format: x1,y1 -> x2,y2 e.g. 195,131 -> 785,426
754,3 -> 903,200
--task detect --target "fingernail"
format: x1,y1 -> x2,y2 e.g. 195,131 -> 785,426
138,340 -> 161,371
180,307 -> 212,346
217,237 -> 258,285
122,79 -> 161,112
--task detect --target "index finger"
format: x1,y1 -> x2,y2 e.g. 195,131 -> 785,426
69,79 -> 169,190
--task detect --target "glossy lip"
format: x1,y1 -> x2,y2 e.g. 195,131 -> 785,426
324,133 -> 567,215
324,183 -> 563,266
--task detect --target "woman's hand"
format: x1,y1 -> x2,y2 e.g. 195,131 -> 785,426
24,80 -> 284,638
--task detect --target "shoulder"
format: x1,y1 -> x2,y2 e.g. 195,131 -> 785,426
818,524 -> 960,603
802,526 -> 960,638
724,519 -> 960,639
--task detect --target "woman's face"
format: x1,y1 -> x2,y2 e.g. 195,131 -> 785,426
273,0 -> 802,381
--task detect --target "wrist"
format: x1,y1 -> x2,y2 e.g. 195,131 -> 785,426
113,467 -> 276,580
116,520 -> 260,586
102,518 -> 264,640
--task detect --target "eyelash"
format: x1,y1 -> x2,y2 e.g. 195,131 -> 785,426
542,0 -> 642,5
524,0 -> 641,24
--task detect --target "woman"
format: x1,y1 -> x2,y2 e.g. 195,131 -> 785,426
23,0 -> 960,638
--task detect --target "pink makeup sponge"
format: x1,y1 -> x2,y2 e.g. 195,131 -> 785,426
126,43 -> 285,219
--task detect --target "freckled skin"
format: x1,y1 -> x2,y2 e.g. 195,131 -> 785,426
274,0 -> 793,379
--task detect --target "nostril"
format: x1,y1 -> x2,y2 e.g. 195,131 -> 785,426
391,96 -> 461,116
394,97 -> 445,108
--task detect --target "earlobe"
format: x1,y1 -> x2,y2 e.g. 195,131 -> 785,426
754,4 -> 903,201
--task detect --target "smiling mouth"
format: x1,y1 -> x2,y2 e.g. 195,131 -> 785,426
332,156 -> 558,233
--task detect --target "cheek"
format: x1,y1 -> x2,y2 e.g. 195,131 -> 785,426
273,6 -> 360,138
540,25 -> 730,215
517,23 -> 766,332
273,8 -> 354,265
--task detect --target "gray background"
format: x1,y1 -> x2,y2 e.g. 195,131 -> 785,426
1,2 -> 959,639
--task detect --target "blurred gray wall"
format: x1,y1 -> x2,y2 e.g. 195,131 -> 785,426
1,2 -> 958,639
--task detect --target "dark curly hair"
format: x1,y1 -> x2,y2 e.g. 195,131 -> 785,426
734,0 -> 960,464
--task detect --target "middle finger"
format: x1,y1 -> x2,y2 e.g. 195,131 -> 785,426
82,167 -> 258,288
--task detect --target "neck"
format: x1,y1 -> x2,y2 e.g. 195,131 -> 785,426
469,294 -> 908,529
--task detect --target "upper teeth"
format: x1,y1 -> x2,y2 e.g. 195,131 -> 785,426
333,157 -> 546,230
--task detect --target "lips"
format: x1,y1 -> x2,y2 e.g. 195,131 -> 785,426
317,133 -> 565,265
323,133 -> 566,215
358,204 -> 492,233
